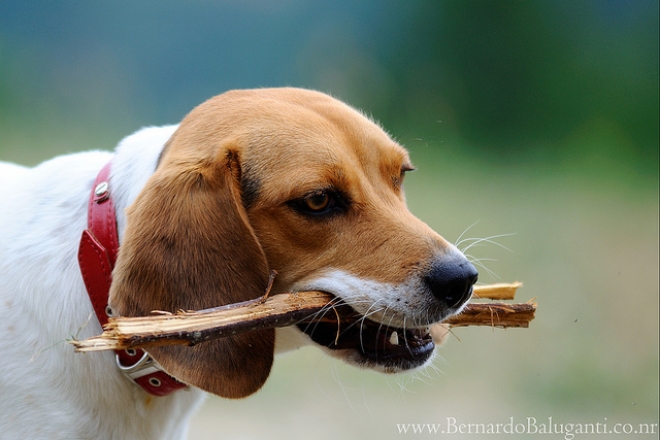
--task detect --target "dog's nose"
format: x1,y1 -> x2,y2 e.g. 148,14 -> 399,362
424,257 -> 478,309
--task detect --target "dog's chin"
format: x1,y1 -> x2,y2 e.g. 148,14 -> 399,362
296,303 -> 440,373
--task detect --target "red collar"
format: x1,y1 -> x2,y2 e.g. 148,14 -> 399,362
78,162 -> 187,396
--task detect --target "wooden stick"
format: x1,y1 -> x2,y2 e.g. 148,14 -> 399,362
472,282 -> 523,300
71,283 -> 534,352
442,302 -> 536,328
73,291 -> 334,352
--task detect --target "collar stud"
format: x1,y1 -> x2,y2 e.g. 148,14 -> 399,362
94,181 -> 110,202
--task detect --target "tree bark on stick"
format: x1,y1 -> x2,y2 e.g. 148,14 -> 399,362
71,283 -> 535,353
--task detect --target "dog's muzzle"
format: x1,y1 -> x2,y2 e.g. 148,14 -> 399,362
298,256 -> 478,372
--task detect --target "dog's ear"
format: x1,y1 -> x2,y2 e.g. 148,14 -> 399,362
109,142 -> 273,398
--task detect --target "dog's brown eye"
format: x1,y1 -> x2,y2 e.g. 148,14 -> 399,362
304,192 -> 331,212
288,189 -> 349,218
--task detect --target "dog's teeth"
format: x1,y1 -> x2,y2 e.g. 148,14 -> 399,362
389,331 -> 399,346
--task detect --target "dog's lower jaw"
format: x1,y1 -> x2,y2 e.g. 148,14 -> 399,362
275,324 -> 436,373
336,345 -> 437,374
296,316 -> 437,373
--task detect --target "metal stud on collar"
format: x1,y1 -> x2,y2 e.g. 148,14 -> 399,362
94,182 -> 110,202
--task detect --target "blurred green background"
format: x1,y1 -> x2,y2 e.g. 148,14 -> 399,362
1,1 -> 657,439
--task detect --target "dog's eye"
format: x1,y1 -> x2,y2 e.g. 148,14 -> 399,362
392,163 -> 416,189
289,189 -> 348,218
304,192 -> 331,212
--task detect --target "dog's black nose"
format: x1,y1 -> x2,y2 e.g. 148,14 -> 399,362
424,258 -> 478,309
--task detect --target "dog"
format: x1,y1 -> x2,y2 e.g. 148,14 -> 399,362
0,88 -> 477,439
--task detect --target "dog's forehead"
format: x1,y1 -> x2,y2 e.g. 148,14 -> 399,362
173,88 -> 411,200
240,91 -> 408,173
242,109 -> 409,200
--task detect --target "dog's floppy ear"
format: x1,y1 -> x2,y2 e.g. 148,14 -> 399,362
109,142 -> 274,398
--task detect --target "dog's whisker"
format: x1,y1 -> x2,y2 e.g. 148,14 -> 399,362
401,315 -> 412,354
298,302 -> 341,336
464,254 -> 501,280
371,301 -> 401,357
458,233 -> 516,254
464,255 -> 498,264
357,300 -> 388,353
330,358 -> 357,413
454,220 -> 481,248
420,361 -> 443,383
384,304 -> 399,337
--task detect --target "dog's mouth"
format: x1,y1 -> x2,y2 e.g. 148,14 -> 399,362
297,301 -> 435,372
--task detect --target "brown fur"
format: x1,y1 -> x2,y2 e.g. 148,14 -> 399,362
109,88 -> 456,397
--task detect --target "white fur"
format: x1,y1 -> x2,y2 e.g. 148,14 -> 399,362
291,269 -> 431,328
0,127 -> 215,440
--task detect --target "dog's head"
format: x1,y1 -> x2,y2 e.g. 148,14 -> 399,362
109,88 -> 477,398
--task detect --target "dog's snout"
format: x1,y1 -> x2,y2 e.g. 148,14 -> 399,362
424,258 -> 478,309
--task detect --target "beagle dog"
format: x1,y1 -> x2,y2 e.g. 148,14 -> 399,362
0,88 -> 477,439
